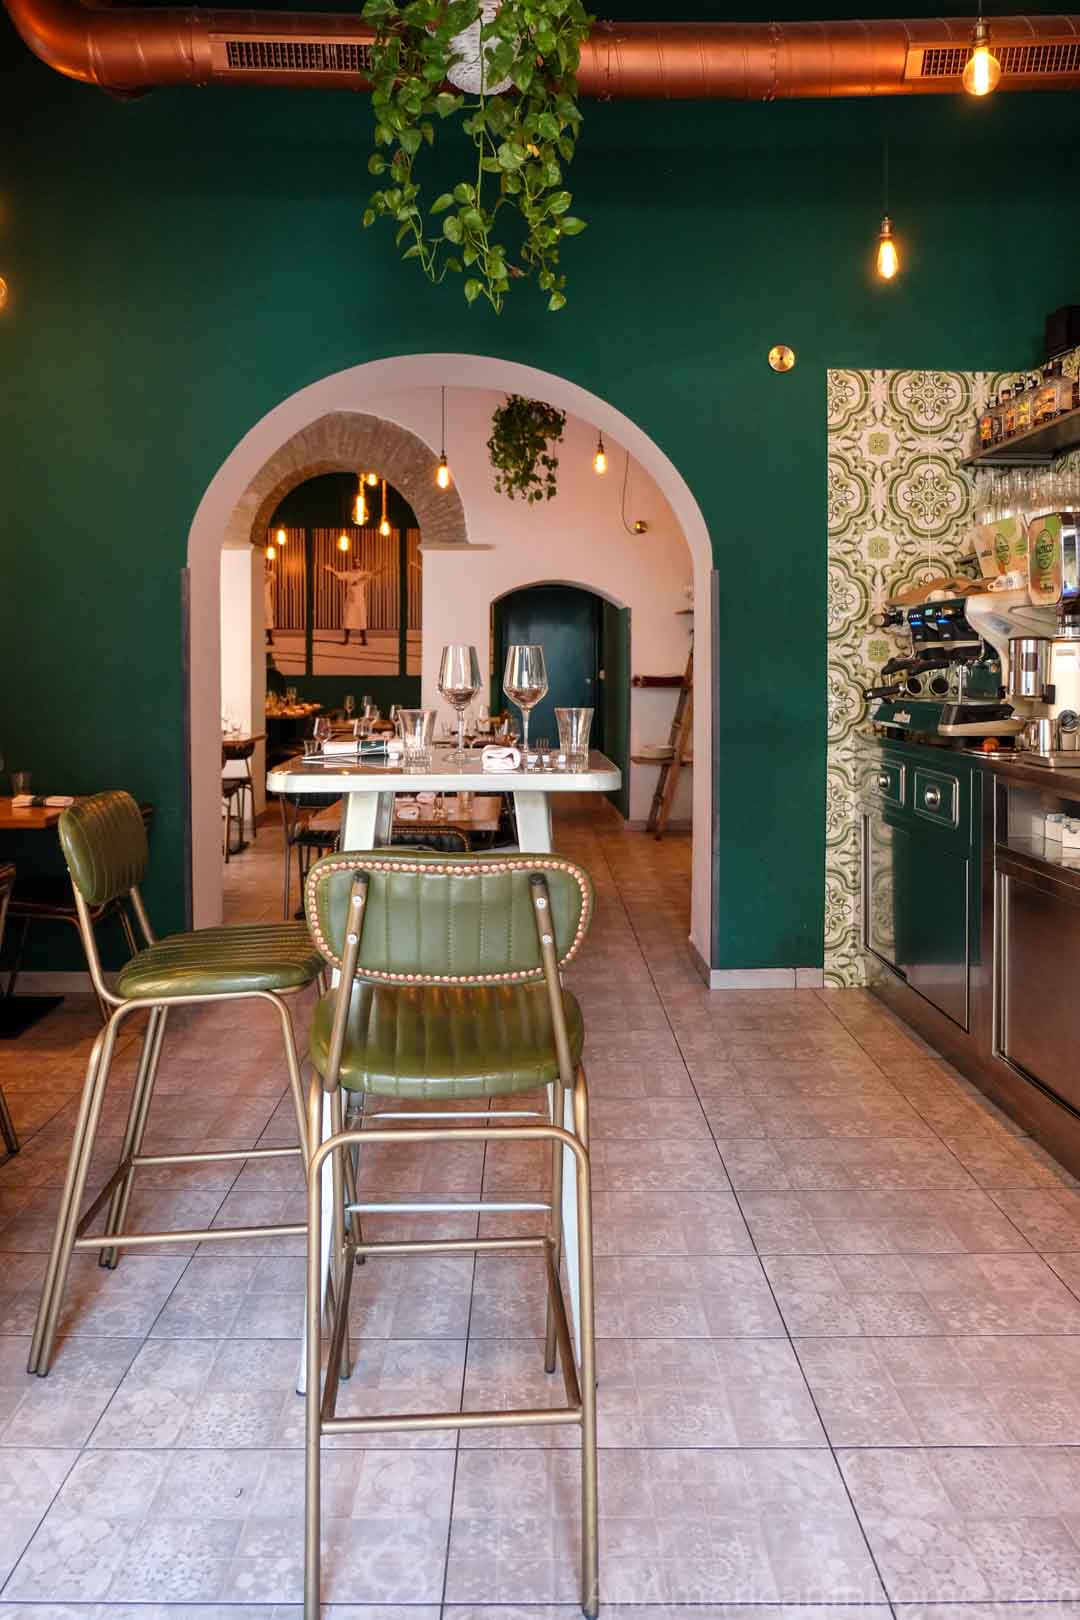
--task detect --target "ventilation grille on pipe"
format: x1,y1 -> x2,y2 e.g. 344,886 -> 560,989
906,39 -> 1080,77
220,38 -> 373,73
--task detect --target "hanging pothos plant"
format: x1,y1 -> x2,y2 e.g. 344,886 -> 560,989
488,395 -> 566,501
360,0 -> 592,312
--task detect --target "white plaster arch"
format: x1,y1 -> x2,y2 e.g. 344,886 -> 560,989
187,354 -> 713,961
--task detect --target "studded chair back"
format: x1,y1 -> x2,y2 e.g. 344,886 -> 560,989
305,851 -> 592,985
58,791 -> 149,908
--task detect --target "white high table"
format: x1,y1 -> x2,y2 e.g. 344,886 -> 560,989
268,747 -> 621,1387
267,747 -> 621,853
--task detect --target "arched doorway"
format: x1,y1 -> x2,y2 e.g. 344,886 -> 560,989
187,354 -> 713,963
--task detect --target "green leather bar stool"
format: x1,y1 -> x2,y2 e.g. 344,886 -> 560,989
27,790 -> 324,1377
302,850 -> 599,1619
0,862 -> 18,1157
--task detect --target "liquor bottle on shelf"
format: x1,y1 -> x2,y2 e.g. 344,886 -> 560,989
1003,386 -> 1018,438
977,398 -> 995,449
990,391 -> 1004,443
1016,375 -> 1035,433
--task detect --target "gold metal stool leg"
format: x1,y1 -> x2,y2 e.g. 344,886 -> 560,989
329,1086 -> 352,1381
29,1009 -> 127,1374
99,1005 -> 169,1267
0,1082 -> 18,1156
544,1072 -> 565,1373
304,1100 -> 325,1620
574,1066 -> 599,1617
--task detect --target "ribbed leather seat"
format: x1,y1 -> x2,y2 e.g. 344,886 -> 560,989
309,979 -> 584,1099
117,922 -> 324,1000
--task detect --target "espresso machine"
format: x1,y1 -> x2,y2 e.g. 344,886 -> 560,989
966,508 -> 1080,765
866,596 -> 1022,740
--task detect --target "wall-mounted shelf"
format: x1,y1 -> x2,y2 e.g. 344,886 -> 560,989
633,754 -> 694,766
632,674 -> 684,687
962,403 -> 1080,469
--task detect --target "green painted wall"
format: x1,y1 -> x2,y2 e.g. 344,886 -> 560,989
3,5 -> 1079,969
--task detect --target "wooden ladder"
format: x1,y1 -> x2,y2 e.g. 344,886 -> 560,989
646,643 -> 693,839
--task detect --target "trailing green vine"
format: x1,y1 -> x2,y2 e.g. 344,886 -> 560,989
487,395 -> 566,501
360,0 -> 592,312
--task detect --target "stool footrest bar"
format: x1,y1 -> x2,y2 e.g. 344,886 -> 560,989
73,1222 -> 307,1250
322,1404 -> 583,1435
344,1201 -> 550,1215
347,1234 -> 550,1258
133,1146 -> 300,1165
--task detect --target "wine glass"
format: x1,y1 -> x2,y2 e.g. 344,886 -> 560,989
503,644 -> 548,757
312,716 -> 332,755
344,694 -> 356,721
438,644 -> 482,763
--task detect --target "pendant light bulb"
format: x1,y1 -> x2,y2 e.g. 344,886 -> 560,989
365,470 -> 378,487
353,487 -> 367,525
338,532 -> 350,553
265,542 -> 276,560
435,385 -> 452,490
275,527 -> 287,546
379,478 -> 391,537
876,215 -> 899,281
593,434 -> 608,475
962,18 -> 1001,95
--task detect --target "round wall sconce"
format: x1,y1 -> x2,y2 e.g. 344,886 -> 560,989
768,345 -> 796,372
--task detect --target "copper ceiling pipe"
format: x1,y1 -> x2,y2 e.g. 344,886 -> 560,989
5,0 -> 1080,98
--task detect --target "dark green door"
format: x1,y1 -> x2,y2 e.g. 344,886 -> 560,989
600,599 -> 630,818
494,584 -> 601,746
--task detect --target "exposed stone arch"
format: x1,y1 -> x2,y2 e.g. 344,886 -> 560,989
224,410 -> 468,548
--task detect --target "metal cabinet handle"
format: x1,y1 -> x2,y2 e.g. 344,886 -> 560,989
877,773 -> 891,791
923,785 -> 942,810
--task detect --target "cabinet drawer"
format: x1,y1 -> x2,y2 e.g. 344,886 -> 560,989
870,757 -> 906,807
913,767 -> 960,830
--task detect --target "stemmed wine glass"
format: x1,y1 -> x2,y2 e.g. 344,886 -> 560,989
438,644 -> 482,764
343,694 -> 356,721
312,716 -> 332,755
503,644 -> 548,758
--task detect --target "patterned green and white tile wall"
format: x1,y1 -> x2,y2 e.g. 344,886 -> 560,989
825,356 -> 1080,986
825,368 -> 994,986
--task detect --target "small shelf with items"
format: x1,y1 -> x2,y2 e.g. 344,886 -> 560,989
963,402 -> 1080,469
996,780 -> 1080,885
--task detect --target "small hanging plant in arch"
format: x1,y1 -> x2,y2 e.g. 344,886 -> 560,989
360,0 -> 592,312
488,394 -> 566,501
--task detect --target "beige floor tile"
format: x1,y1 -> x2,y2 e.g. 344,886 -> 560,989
0,1446 -> 81,1584
0,1335 -> 140,1447
798,1334 -> 1080,1445
841,1447 -> 1080,1602
446,1448 -> 884,1605
741,1189 -> 1032,1255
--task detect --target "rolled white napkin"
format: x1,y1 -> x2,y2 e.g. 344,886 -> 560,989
396,805 -> 420,821
416,791 -> 437,806
12,794 -> 75,808
482,746 -> 521,773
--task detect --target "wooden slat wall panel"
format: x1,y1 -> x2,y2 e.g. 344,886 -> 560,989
265,528 -> 305,630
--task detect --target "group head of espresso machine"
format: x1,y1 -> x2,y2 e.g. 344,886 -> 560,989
865,597 -> 1022,740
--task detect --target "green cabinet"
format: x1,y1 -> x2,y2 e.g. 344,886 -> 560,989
861,742 -> 982,1031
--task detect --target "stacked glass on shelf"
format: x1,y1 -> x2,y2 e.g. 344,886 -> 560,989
972,462 -> 1080,606
975,359 -> 1079,452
